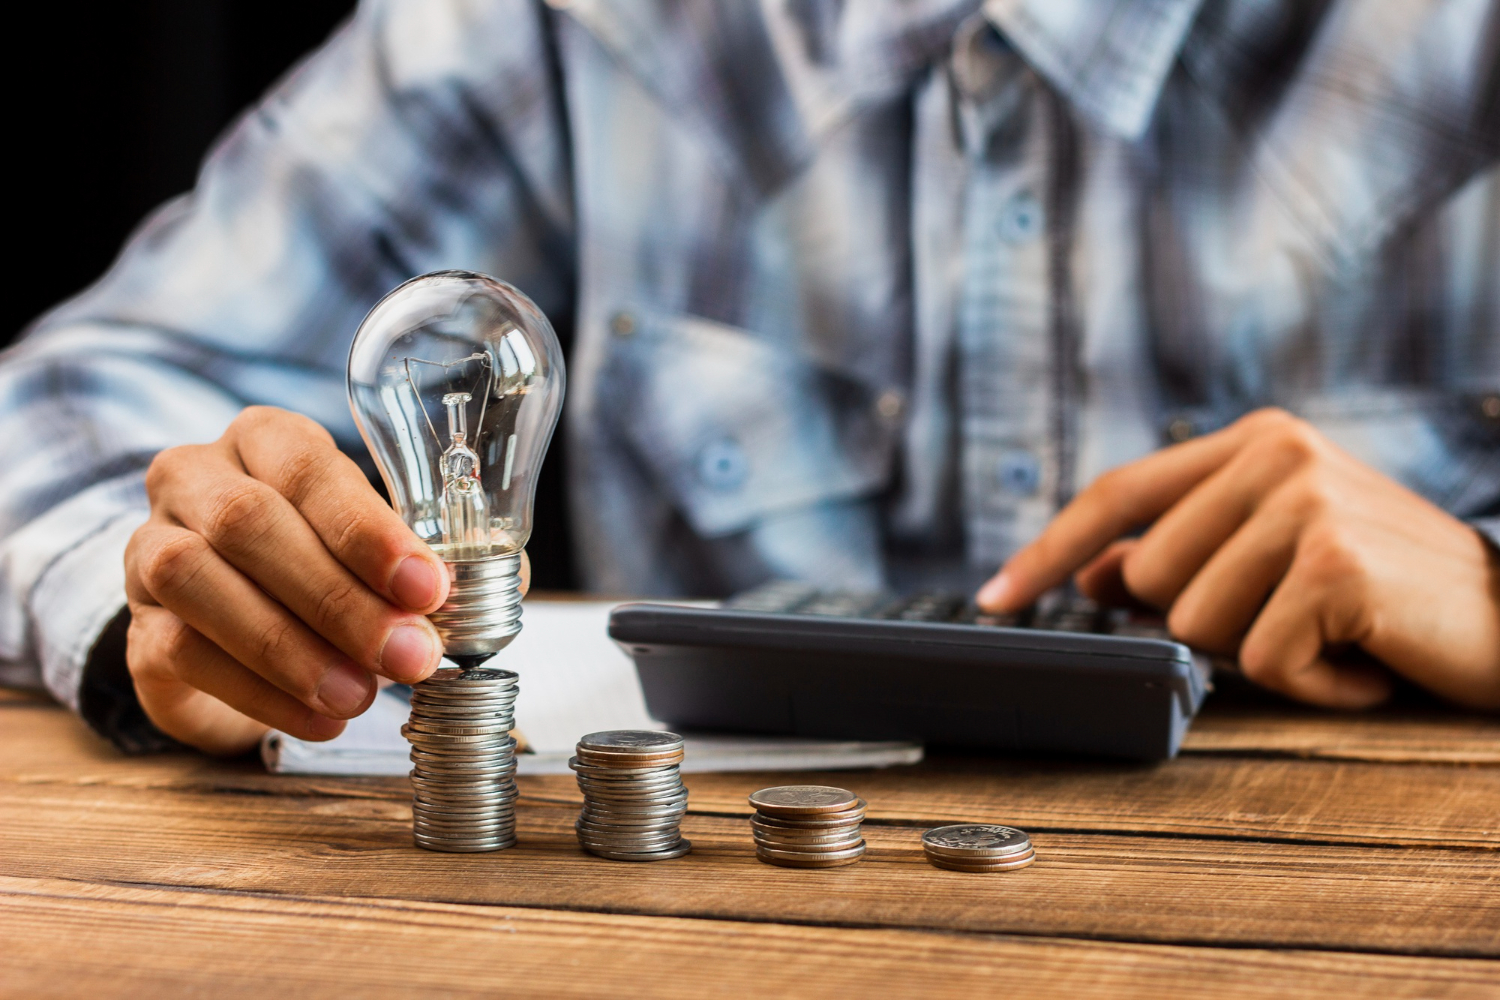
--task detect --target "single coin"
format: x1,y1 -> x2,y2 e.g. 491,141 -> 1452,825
750,807 -> 865,829
578,787 -> 688,803
577,832 -> 685,851
418,666 -> 520,685
748,786 -> 861,816
754,842 -> 866,864
925,849 -> 1036,873
755,847 -> 865,869
573,750 -> 685,768
569,759 -> 684,779
575,771 -> 686,790
583,840 -> 692,862
578,730 -> 685,752
753,828 -> 865,848
404,722 -> 514,738
402,728 -> 520,747
578,807 -> 687,822
414,837 -> 517,854
921,825 -> 1032,858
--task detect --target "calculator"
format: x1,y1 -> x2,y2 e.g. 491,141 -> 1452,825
608,581 -> 1213,761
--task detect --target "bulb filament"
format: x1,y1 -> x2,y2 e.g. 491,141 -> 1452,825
440,391 -> 490,557
402,353 -> 496,559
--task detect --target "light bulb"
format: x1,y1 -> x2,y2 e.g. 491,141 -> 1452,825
347,270 -> 565,666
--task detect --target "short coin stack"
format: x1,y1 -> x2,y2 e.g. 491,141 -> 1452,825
749,786 -> 866,868
571,730 -> 691,861
922,824 -> 1035,872
401,666 -> 519,853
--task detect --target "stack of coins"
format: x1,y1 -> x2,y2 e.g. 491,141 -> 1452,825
922,824 -> 1035,872
401,666 -> 519,853
571,731 -> 691,861
748,786 -> 866,868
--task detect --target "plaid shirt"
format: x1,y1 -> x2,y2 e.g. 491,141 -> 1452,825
2,0 -> 1497,735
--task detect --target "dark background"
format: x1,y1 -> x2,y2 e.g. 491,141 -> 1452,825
7,1 -> 579,589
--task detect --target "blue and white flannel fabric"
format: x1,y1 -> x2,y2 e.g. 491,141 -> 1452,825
1,0 -> 1497,725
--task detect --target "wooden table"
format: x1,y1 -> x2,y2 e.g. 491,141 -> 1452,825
2,682 -> 1497,998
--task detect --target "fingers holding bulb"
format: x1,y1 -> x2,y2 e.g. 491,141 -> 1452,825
225,407 -> 450,614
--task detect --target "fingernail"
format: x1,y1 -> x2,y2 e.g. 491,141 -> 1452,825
381,624 -> 438,682
391,556 -> 441,611
318,662 -> 374,716
975,571 -> 1012,611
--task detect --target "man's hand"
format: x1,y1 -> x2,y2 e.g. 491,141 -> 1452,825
125,406 -> 452,754
976,409 -> 1500,710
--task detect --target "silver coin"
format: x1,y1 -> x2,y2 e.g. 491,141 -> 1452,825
414,838 -> 517,853
578,800 -> 685,813
414,815 -> 516,830
921,824 -> 1032,857
572,769 -> 685,787
412,786 -> 518,800
755,844 -> 865,868
411,773 -> 517,788
577,829 -> 682,844
578,789 -> 688,805
748,786 -> 862,815
577,730 -> 684,753
576,774 -> 684,790
755,841 -> 867,862
925,849 -> 1036,873
753,829 -> 865,848
576,816 -> 682,832
415,823 -> 517,837
402,727 -> 519,746
417,666 -> 519,684
405,722 -> 515,738
582,840 -> 692,861
578,809 -> 687,826
573,763 -> 682,778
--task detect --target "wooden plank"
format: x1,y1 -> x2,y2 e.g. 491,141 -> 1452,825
3,876 -> 1497,1000
526,759 -> 1500,850
1184,703 -> 1500,764
4,705 -> 1499,849
1,781 -> 1497,955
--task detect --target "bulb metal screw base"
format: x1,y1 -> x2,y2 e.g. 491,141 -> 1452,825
428,552 -> 524,659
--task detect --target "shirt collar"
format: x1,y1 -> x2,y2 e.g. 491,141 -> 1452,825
984,0 -> 1206,139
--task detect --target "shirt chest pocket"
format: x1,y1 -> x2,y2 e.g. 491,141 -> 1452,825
596,310 -> 893,537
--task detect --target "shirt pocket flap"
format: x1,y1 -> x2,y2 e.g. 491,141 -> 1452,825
599,310 -> 891,536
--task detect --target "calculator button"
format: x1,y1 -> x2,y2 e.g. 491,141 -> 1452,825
724,581 -> 818,613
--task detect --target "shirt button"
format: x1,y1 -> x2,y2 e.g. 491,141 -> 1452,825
997,191 -> 1044,245
609,311 -> 637,337
875,390 -> 905,422
696,438 -> 748,491
995,449 -> 1040,496
1165,417 -> 1195,443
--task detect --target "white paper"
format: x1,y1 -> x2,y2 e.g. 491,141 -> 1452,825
262,600 -> 922,776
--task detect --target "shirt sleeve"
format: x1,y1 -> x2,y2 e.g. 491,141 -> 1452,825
0,0 -> 575,746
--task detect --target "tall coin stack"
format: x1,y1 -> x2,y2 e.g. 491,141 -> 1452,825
402,666 -> 520,853
922,824 -> 1035,872
571,731 -> 691,861
748,786 -> 866,868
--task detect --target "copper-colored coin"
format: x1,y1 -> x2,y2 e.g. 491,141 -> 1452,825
748,786 -> 861,816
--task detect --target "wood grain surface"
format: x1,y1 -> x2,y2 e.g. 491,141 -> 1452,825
2,687 -> 1497,997
5,875 -> 1499,1000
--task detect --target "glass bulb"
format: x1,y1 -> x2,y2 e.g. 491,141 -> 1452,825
347,270 -> 565,663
